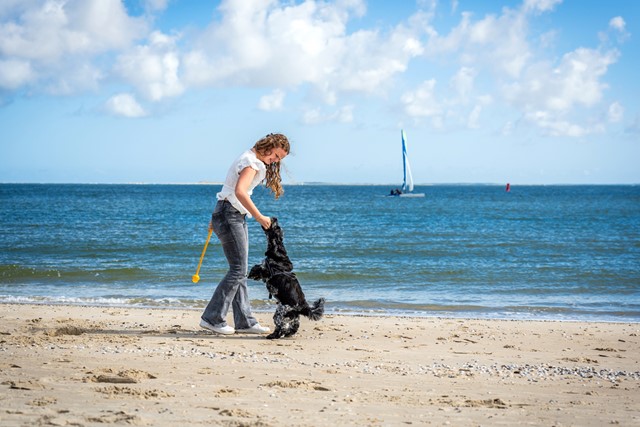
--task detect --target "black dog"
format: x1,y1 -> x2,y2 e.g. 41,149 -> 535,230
248,217 -> 324,339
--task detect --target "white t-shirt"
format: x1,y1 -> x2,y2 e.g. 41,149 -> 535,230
216,149 -> 266,217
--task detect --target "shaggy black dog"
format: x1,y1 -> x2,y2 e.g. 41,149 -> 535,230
248,217 -> 325,339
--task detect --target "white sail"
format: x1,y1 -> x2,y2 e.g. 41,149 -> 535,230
396,130 -> 424,198
401,130 -> 414,192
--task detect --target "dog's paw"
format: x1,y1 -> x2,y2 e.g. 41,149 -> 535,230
266,329 -> 286,340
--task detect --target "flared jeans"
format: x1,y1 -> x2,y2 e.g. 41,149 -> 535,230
201,200 -> 258,329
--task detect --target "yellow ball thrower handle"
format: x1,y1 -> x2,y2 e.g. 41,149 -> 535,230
192,229 -> 213,283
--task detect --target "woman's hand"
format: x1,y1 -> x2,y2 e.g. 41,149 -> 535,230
208,219 -> 213,232
235,167 -> 271,229
257,215 -> 272,230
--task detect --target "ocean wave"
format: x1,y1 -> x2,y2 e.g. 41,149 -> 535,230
0,264 -> 154,283
1,294 -> 637,323
0,294 -> 204,309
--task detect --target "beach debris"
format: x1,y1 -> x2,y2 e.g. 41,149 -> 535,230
88,369 -> 156,384
94,375 -> 137,384
219,408 -> 254,418
260,379 -> 331,391
438,397 -> 509,409
594,347 -> 622,352
3,380 -> 45,390
85,411 -> 141,424
28,397 -> 58,407
49,326 -> 85,336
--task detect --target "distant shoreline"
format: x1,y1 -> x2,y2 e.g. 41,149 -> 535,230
1,182 -> 638,186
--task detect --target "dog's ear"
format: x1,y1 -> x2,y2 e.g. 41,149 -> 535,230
247,264 -> 268,281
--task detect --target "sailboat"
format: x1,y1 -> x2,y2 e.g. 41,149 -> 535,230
388,130 -> 425,198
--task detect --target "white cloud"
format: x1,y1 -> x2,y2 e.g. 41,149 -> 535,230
183,0 -> 425,102
181,0 -> 373,100
607,102 -> 623,123
143,0 -> 169,13
417,1 -> 624,137
0,0 -> 627,137
105,93 -> 146,118
425,8 -> 531,78
0,0 -> 147,92
546,48 -> 616,111
450,66 -> 476,101
523,0 -> 562,14
500,45 -> 618,137
502,120 -> 514,136
258,89 -> 285,111
0,0 -> 146,59
505,47 -> 617,113
524,111 -> 589,137
607,16 -> 629,42
609,16 -> 625,32
401,79 -> 441,119
467,104 -> 482,129
404,71 -> 488,129
47,62 -> 104,95
65,1 -> 147,52
115,31 -> 184,101
0,58 -> 35,89
302,105 -> 353,125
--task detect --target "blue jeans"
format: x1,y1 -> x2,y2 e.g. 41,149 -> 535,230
201,200 -> 258,329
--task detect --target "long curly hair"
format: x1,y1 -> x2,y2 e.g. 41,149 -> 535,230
254,133 -> 290,199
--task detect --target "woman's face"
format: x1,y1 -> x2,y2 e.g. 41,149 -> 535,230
261,147 -> 288,165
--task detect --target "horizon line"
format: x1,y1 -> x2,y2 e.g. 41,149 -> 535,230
1,181 -> 638,186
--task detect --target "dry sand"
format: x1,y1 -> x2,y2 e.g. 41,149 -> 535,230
0,303 -> 638,426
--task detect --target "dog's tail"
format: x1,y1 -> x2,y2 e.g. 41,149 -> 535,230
301,298 -> 325,321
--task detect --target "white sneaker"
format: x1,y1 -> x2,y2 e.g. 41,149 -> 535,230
199,319 -> 235,335
236,324 -> 270,334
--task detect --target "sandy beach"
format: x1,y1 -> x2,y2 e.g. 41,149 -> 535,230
0,304 -> 638,426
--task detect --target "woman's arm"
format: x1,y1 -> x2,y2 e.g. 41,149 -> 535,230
235,167 -> 271,229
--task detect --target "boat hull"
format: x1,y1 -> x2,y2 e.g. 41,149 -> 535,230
387,193 -> 425,198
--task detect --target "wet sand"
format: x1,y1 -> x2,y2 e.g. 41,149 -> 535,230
0,303 -> 638,426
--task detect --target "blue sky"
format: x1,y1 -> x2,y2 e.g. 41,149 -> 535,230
1,0 -> 638,185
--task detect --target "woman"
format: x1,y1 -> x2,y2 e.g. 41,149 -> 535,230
200,133 -> 290,335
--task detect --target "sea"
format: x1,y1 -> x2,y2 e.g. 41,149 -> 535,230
1,183 -> 639,323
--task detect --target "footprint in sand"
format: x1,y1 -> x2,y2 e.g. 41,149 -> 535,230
261,379 -> 330,391
87,369 -> 157,384
215,388 -> 239,397
94,385 -> 173,399
28,397 -> 57,406
219,408 -> 254,418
